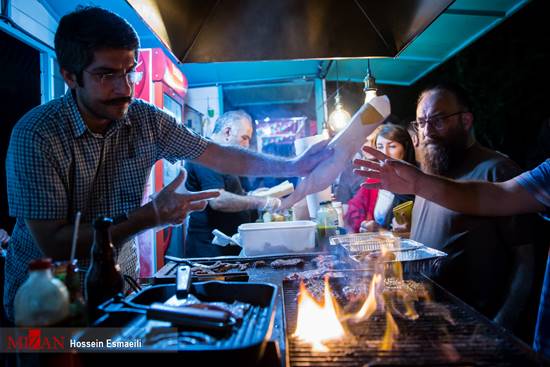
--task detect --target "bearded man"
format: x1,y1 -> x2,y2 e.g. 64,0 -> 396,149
410,82 -> 535,330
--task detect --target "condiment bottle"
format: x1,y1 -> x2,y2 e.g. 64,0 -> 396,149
14,258 -> 70,326
316,201 -> 339,249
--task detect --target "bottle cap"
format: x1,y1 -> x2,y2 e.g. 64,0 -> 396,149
29,258 -> 53,270
93,216 -> 114,229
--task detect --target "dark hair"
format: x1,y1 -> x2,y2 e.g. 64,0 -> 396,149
417,81 -> 472,112
211,110 -> 252,135
54,6 -> 140,85
377,123 -> 416,164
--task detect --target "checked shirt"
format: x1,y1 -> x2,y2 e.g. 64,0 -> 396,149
5,91 -> 208,320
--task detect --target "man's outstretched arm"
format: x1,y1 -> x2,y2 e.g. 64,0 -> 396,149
195,139 -> 332,178
354,146 -> 544,216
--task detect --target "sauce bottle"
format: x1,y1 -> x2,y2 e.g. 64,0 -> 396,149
14,258 -> 69,326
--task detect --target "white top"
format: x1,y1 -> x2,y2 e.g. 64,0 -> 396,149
374,189 -> 395,227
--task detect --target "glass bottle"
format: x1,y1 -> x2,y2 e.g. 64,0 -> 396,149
14,258 -> 70,326
85,216 -> 124,323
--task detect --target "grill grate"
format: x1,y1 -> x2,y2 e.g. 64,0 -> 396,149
283,276 -> 546,367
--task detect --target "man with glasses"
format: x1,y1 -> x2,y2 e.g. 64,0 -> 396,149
4,6 -> 331,323
397,82 -> 535,330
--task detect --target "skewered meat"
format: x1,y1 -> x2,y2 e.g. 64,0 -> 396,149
270,258 -> 305,268
189,261 -> 243,275
253,260 -> 267,268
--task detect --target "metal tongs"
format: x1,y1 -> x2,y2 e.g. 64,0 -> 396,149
99,266 -> 236,332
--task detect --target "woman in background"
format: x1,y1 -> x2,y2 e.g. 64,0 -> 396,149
345,124 -> 416,233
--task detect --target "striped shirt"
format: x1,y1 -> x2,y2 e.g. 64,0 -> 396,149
516,159 -> 550,358
5,91 -> 208,320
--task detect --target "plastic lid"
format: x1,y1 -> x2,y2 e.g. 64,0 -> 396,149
28,258 -> 53,270
93,216 -> 114,229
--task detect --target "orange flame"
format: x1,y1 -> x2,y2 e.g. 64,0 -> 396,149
293,277 -> 346,351
353,274 -> 381,320
380,311 -> 399,351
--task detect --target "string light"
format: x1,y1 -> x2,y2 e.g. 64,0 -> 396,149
364,59 -> 378,103
327,61 -> 351,133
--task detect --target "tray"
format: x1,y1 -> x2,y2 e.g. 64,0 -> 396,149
329,233 -> 424,254
77,281 -> 277,365
350,246 -> 447,276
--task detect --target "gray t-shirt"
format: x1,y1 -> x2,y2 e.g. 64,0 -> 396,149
411,143 -> 533,317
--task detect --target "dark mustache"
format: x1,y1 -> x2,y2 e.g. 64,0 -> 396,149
104,97 -> 132,105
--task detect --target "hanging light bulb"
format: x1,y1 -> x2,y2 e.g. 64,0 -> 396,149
328,91 -> 351,132
327,61 -> 351,133
364,59 -> 378,104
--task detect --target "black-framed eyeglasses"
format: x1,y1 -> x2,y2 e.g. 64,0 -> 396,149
412,111 -> 466,131
84,69 -> 143,86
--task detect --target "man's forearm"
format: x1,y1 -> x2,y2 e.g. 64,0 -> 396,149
415,173 -> 500,215
414,173 -> 543,216
209,190 -> 265,212
111,202 -> 158,245
30,203 -> 158,261
195,143 -> 296,177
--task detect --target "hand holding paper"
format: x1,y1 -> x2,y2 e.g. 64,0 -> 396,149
280,95 -> 391,210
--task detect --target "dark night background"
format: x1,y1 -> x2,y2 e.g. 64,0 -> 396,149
328,0 -> 549,170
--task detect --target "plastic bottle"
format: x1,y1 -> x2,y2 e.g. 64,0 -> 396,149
85,216 -> 124,323
14,258 -> 70,326
331,201 -> 345,228
316,201 -> 339,248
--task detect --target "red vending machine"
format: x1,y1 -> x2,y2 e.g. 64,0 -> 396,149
134,48 -> 188,277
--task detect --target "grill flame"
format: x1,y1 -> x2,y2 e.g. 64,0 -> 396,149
380,311 -> 399,351
353,273 -> 381,320
293,277 -> 346,351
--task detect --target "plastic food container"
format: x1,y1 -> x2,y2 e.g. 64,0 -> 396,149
238,220 -> 317,256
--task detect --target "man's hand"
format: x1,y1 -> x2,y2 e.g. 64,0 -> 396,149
359,220 -> 378,233
262,196 -> 282,212
391,217 -> 411,233
0,229 -> 9,245
152,169 -> 220,226
353,146 -> 421,195
292,139 -> 333,177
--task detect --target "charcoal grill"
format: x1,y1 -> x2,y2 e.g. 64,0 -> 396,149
283,274 -> 547,366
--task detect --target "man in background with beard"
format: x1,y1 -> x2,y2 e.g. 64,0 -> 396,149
410,82 -> 535,330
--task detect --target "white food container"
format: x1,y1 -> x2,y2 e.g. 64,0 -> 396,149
238,220 -> 317,256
